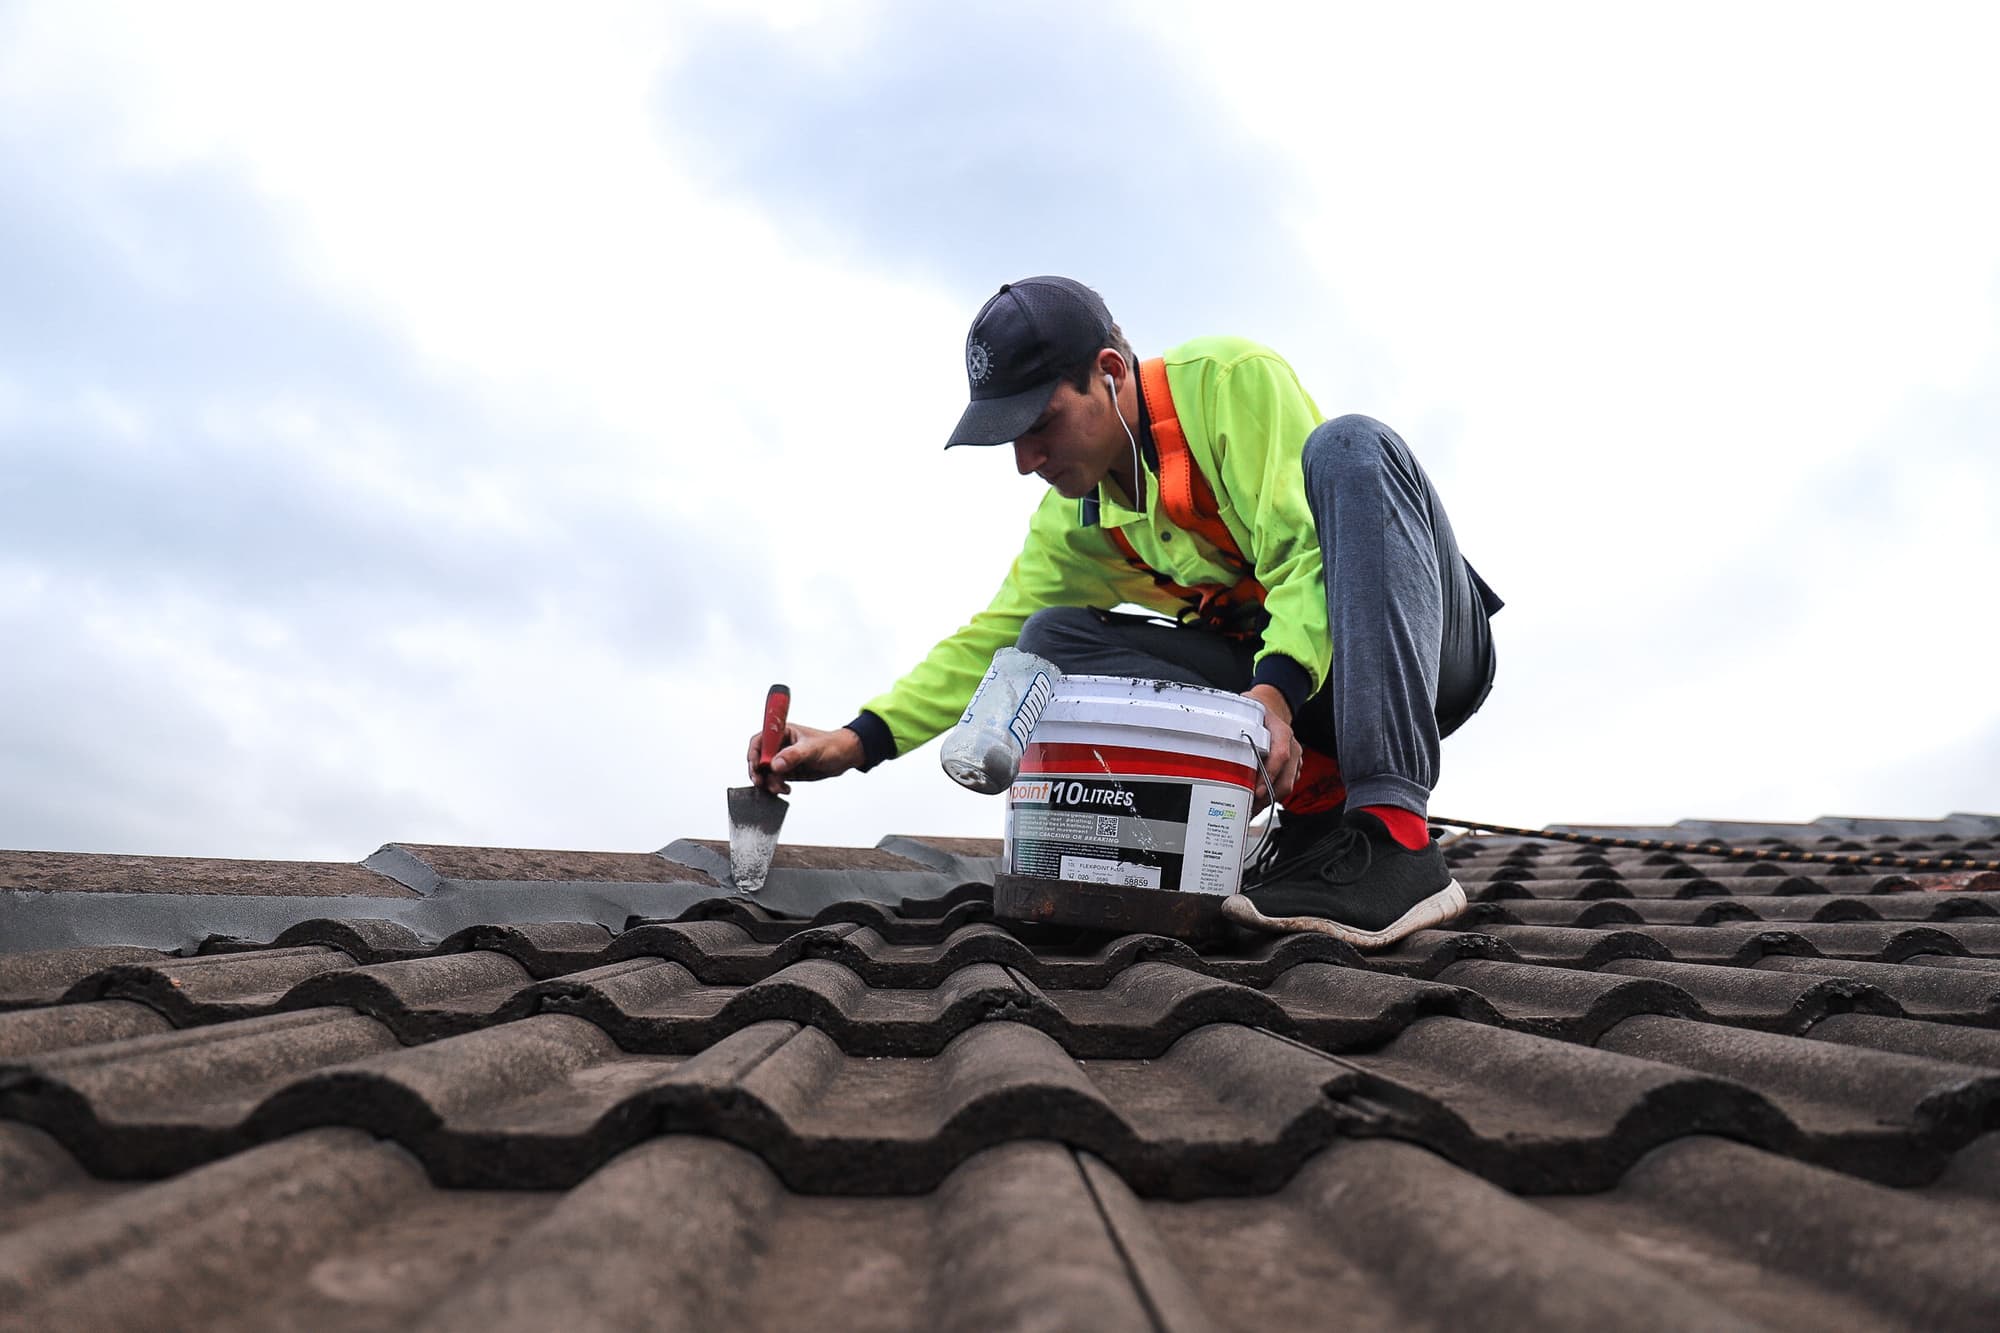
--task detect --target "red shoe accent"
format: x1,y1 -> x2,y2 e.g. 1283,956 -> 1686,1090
1282,748 -> 1346,815
1360,804 -> 1430,850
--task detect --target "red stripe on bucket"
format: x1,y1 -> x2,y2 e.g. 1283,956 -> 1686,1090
1020,741 -> 1257,788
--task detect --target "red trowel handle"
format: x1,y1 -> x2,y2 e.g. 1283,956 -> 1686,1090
755,684 -> 791,771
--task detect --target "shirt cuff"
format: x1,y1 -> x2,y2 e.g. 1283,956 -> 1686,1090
1250,655 -> 1312,719
844,711 -> 898,771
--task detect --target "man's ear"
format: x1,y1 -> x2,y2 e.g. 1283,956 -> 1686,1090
1096,350 -> 1128,396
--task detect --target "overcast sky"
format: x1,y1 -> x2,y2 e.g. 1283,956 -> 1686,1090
2,1 -> 1995,862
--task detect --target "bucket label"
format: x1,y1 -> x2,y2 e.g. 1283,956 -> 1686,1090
1059,854 -> 1162,889
1006,772 -> 1249,896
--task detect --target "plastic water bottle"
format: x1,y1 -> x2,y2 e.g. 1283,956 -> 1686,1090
940,647 -> 1061,794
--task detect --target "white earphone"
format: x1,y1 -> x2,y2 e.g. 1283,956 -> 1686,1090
1104,362 -> 1142,501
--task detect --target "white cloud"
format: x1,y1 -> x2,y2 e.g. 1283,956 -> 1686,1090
0,0 -> 1029,855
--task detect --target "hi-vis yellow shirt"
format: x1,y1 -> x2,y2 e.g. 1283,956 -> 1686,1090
862,336 -> 1327,757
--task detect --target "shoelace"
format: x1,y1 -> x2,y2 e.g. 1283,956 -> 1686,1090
1248,822 -> 1375,888
1311,827 -> 1375,886
1245,826 -> 1282,883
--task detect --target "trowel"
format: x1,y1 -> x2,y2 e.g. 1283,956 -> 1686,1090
726,684 -> 791,893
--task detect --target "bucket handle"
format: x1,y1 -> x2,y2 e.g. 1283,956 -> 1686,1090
1240,730 -> 1277,869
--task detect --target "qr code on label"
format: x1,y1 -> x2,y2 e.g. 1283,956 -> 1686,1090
1095,815 -> 1120,839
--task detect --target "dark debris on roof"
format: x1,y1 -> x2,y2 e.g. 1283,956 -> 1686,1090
3,821 -> 2000,1330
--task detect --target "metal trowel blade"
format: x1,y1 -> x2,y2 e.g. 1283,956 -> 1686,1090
725,784 -> 789,893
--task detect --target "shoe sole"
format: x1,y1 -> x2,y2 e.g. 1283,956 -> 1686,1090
1220,879 -> 1468,949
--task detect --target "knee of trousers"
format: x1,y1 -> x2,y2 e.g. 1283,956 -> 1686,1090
1015,605 -> 1103,662
1301,413 -> 1395,490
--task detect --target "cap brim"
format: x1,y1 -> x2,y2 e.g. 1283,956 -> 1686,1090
945,380 -> 1058,448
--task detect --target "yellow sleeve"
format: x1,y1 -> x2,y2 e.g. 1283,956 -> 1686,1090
858,490 -> 1142,756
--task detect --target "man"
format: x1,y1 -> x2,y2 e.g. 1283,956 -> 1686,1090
747,276 -> 1501,947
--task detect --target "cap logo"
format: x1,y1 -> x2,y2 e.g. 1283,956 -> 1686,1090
967,339 -> 992,385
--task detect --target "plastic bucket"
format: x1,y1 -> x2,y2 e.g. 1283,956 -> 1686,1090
1004,675 -> 1270,897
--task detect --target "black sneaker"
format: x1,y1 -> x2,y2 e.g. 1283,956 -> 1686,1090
1241,805 -> 1345,888
1224,809 -> 1466,947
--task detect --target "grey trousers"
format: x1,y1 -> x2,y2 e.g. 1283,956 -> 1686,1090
1015,415 -> 1499,816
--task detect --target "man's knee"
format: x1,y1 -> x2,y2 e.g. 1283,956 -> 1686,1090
1301,414 -> 1395,490
1016,606 -> 1102,663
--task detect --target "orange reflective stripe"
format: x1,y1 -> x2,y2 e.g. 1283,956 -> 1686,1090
1099,363 -> 1270,637
1139,358 -> 1250,573
1138,358 -> 1266,615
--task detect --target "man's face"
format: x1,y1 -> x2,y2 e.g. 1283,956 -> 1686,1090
1010,380 -> 1122,499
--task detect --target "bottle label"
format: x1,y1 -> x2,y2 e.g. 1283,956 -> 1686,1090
958,666 -> 997,726
1005,671 -> 1054,751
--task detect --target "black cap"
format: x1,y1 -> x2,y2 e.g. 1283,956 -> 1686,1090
947,276 -> 1114,447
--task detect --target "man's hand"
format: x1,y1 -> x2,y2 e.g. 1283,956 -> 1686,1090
746,722 -> 865,795
1242,684 -> 1299,813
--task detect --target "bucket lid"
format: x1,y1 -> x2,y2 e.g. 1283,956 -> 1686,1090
1039,674 -> 1271,754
